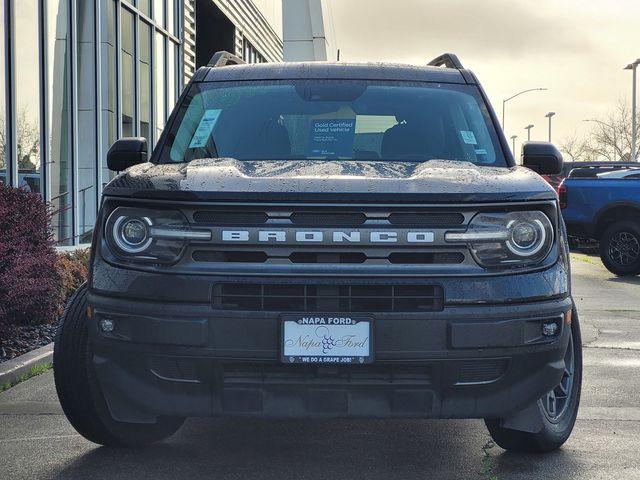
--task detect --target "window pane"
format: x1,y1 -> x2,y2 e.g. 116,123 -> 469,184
47,0 -> 72,244
13,0 -> 42,194
166,0 -> 175,35
167,40 -> 176,116
0,0 -> 6,185
138,0 -> 150,17
139,21 -> 151,148
154,32 -> 165,142
76,0 -> 97,241
153,0 -> 164,28
100,0 -> 117,183
121,9 -> 135,137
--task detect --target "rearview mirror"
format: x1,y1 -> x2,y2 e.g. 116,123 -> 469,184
107,137 -> 148,172
521,141 -> 563,175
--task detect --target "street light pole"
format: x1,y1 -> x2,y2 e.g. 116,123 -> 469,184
502,88 -> 548,132
511,135 -> 518,155
525,124 -> 534,141
624,60 -> 640,161
545,112 -> 556,142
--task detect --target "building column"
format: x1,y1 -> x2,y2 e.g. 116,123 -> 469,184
282,0 -> 327,61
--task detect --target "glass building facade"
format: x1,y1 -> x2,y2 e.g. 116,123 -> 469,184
1,0 -> 282,245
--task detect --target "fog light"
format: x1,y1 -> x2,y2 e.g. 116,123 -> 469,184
99,318 -> 115,333
542,321 -> 559,337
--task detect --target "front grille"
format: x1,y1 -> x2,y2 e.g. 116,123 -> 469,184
192,207 -> 465,227
291,212 -> 367,226
388,252 -> 464,264
192,249 -> 464,265
212,283 -> 444,312
193,210 -> 268,224
178,203 -> 498,271
149,202 -> 557,274
389,212 -> 464,226
222,362 -> 432,385
192,250 -> 268,263
289,252 -> 367,264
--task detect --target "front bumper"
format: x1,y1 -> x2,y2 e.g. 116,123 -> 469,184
87,288 -> 572,423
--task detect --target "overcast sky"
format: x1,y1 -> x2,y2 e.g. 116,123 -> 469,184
325,0 -> 640,153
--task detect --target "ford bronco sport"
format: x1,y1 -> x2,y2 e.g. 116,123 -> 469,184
54,52 -> 582,452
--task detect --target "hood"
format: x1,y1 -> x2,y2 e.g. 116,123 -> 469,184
103,158 -> 557,203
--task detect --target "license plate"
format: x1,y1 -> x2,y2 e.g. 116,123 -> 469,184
281,315 -> 373,364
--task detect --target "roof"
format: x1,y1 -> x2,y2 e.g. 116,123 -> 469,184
198,61 -> 471,85
567,163 -> 640,179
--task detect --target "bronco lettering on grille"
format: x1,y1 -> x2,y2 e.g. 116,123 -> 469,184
220,230 -> 435,244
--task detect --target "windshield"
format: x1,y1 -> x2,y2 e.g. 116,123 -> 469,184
159,80 -> 507,166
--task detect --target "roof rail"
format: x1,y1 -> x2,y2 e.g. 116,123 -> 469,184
207,50 -> 246,68
428,53 -> 464,70
568,163 -> 640,178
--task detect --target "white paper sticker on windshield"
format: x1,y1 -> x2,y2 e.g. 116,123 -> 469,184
189,109 -> 222,148
460,130 -> 477,145
309,119 -> 356,157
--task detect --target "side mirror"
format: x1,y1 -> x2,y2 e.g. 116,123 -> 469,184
522,141 -> 563,175
107,137 -> 148,172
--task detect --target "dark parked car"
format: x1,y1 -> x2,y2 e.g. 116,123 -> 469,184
560,165 -> 640,275
54,52 -> 581,453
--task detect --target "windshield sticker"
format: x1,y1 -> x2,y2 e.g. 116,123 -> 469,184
309,119 -> 356,157
460,130 -> 477,145
189,109 -> 222,148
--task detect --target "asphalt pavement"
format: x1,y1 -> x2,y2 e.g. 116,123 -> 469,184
1,253 -> 639,479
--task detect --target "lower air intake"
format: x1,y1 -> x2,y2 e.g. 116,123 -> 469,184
455,359 -> 509,385
212,283 -> 444,312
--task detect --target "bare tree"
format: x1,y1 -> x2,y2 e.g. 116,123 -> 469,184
16,109 -> 40,171
560,99 -> 640,162
0,109 -> 42,172
559,133 -> 594,162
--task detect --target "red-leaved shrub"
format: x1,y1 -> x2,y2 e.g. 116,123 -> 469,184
0,185 -> 61,326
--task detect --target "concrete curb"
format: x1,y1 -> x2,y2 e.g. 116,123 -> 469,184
0,343 -> 54,387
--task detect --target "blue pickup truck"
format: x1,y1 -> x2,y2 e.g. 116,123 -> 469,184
560,165 -> 640,275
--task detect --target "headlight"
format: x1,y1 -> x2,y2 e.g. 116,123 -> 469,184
105,207 -> 211,263
445,211 -> 554,268
112,216 -> 152,253
506,218 -> 547,256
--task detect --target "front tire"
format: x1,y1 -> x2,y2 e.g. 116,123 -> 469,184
600,221 -> 640,276
485,306 -> 582,453
54,284 -> 184,447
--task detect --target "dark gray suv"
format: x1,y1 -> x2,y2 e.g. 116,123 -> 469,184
54,52 -> 582,452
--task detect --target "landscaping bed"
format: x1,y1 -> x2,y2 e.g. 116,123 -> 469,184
0,323 -> 59,363
0,248 -> 88,363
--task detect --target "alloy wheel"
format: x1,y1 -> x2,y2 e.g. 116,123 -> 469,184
541,330 -> 575,422
608,231 -> 640,266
